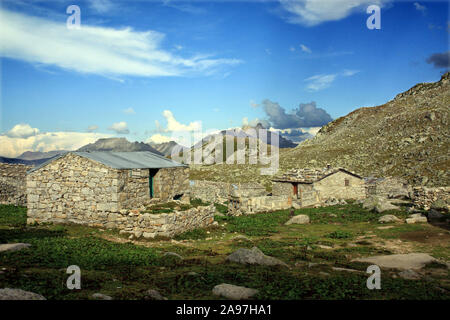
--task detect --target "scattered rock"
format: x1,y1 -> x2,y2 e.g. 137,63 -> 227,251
145,289 -> 167,300
0,288 -> 46,300
0,243 -> 31,253
143,232 -> 156,239
285,215 -> 310,225
212,283 -> 258,300
317,245 -> 333,250
362,196 -> 399,213
92,293 -> 113,300
398,269 -> 421,280
377,226 -> 394,230
332,267 -> 362,273
406,213 -> 428,224
378,215 -> 402,223
232,235 -> 252,242
226,247 -> 288,267
163,252 -> 183,260
352,253 -> 437,270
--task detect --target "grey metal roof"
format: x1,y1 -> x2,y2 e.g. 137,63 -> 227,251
28,151 -> 186,173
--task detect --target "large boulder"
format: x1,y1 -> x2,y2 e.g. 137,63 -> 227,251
0,243 -> 31,253
362,196 -> 399,213
406,213 -> 428,224
212,284 -> 258,300
378,215 -> 402,223
226,247 -> 288,267
285,215 -> 310,225
0,288 -> 46,300
352,253 -> 437,270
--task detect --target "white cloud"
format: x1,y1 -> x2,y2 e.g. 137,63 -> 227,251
305,74 -> 337,91
108,122 -> 129,134
242,117 -> 271,128
123,107 -> 136,114
302,127 -> 321,136
0,131 -> 112,158
0,8 -> 241,78
279,0 -> 388,26
87,125 -> 99,132
414,2 -> 426,13
147,134 -> 173,144
161,110 -> 201,132
342,69 -> 360,77
305,69 -> 359,91
289,46 -> 296,52
6,123 -> 40,138
300,44 -> 312,53
89,0 -> 115,13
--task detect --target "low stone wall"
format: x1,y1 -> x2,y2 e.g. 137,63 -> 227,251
365,177 -> 412,199
412,186 -> 450,210
27,203 -> 216,238
189,180 -> 230,203
229,195 -> 291,215
0,163 -> 32,206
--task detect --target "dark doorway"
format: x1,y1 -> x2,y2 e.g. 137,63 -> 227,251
149,169 -> 158,198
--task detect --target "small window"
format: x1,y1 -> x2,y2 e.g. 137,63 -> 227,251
345,179 -> 350,186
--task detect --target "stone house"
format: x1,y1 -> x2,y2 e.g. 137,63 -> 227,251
272,168 -> 366,207
27,151 -> 189,224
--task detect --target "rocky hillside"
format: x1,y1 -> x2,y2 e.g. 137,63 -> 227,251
148,141 -> 187,156
17,150 -> 66,161
280,72 -> 450,187
77,138 -> 163,156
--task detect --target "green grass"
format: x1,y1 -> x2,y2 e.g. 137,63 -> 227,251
215,210 -> 291,236
1,204 -> 449,300
0,205 -> 27,227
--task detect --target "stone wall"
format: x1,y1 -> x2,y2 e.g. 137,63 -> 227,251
228,195 -> 292,215
298,185 -> 320,207
0,163 -> 32,206
189,180 -> 230,203
153,167 -> 190,201
365,177 -> 412,199
412,186 -> 450,210
272,181 -> 293,197
313,171 -> 366,201
27,153 -> 120,222
118,168 -> 150,209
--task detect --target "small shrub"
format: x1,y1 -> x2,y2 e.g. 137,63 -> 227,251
326,230 -> 353,239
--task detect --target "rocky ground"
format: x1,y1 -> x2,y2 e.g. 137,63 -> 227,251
189,73 -> 450,189
0,203 -> 449,300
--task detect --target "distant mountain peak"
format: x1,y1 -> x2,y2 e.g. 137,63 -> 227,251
77,137 -> 163,155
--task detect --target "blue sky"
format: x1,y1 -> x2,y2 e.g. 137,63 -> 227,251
0,0 -> 449,157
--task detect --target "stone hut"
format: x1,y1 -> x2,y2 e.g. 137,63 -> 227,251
272,168 -> 365,207
27,151 -> 189,224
